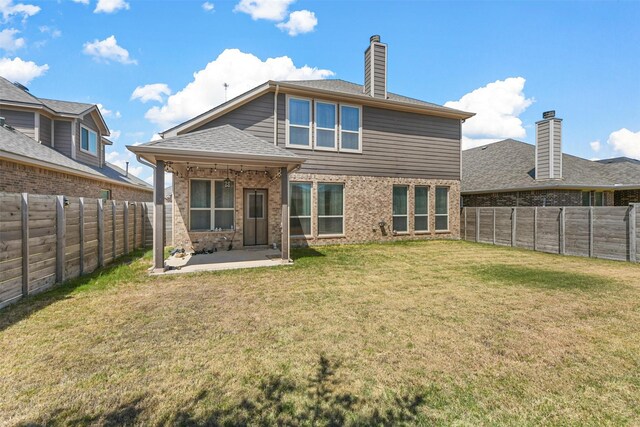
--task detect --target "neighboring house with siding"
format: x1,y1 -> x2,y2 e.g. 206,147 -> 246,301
461,111 -> 640,207
129,35 -> 474,270
0,77 -> 152,201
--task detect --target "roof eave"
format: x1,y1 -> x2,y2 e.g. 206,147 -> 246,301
461,183 -> 640,194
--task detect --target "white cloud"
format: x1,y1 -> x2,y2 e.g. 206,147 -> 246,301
446,77 -> 534,150
39,26 -> 61,38
607,128 -> 640,159
83,35 -> 137,65
277,10 -> 316,36
0,56 -> 48,84
97,103 -> 121,118
0,28 -> 24,51
72,0 -> 89,3
105,148 -> 144,177
94,0 -> 129,14
109,130 -> 121,141
0,0 -> 40,21
151,133 -> 162,141
589,140 -> 601,153
131,83 -> 172,103
202,2 -> 214,12
145,48 -> 333,129
234,0 -> 294,21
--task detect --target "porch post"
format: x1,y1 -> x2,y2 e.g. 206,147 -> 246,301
153,160 -> 165,272
281,167 -> 290,261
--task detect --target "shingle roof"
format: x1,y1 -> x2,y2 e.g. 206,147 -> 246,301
137,124 -> 302,160
462,139 -> 640,193
0,125 -> 152,191
597,157 -> 640,165
39,98 -> 94,115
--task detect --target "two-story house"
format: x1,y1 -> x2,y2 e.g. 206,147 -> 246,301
0,76 -> 152,201
129,36 -> 474,270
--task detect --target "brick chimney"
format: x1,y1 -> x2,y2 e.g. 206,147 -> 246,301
535,110 -> 563,180
364,35 -> 387,99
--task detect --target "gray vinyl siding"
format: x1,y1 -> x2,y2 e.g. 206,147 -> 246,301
536,121 -> 550,179
53,120 -> 72,157
373,44 -> 386,98
39,115 -> 52,146
76,113 -> 101,167
0,109 -> 35,139
193,93 -> 276,143
364,48 -> 372,96
553,120 -> 562,177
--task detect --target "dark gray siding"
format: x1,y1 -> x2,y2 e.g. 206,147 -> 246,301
553,120 -> 562,177
0,109 -> 35,139
193,93 -> 275,143
39,115 -> 52,146
373,44 -> 386,98
53,120 -> 72,157
76,113 -> 101,167
536,121 -> 550,179
364,48 -> 372,96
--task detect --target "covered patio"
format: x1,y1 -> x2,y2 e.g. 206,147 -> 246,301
128,125 -> 305,273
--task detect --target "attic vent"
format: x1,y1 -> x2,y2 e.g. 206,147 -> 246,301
543,110 -> 556,119
13,82 -> 29,92
481,146 -> 488,150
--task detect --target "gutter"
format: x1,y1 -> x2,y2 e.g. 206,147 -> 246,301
273,84 -> 279,146
461,183 -> 640,194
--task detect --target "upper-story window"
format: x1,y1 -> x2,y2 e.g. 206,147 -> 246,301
314,101 -> 337,150
287,97 -> 312,148
339,105 -> 362,152
80,125 -> 98,155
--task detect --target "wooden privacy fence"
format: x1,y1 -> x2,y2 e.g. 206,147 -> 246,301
461,205 -> 640,263
0,192 -> 154,309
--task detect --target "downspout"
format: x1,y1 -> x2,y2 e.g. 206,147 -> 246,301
273,84 -> 279,146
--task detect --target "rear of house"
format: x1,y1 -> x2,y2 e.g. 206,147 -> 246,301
129,36 -> 474,269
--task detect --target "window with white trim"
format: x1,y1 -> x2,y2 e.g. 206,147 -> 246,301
290,182 -> 312,236
287,97 -> 312,147
435,187 -> 449,231
190,179 -> 235,231
314,101 -> 337,150
317,183 -> 344,235
339,105 -> 361,152
414,186 -> 429,232
81,125 -> 98,155
392,185 -> 408,233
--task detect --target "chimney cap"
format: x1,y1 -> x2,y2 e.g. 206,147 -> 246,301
543,110 -> 556,119
370,35 -> 381,43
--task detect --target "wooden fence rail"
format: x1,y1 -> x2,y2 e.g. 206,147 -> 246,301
461,205 -> 640,263
0,192 -> 154,309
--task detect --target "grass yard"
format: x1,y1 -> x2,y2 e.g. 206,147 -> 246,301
1,241 -> 640,426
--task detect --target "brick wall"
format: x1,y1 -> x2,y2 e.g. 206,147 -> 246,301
463,189 -> 616,207
615,190 -> 640,205
0,160 -> 152,202
172,169 -> 460,252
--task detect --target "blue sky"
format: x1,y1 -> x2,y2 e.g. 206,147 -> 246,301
1,0 -> 639,183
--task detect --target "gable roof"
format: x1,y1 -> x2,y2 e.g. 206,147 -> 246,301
161,79 -> 474,137
0,124 -> 152,191
0,76 -> 109,134
130,124 -> 304,168
462,139 -> 640,193
597,157 -> 640,165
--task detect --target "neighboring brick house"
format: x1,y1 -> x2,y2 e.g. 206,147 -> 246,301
129,35 -> 474,270
461,112 -> 640,207
0,77 -> 152,201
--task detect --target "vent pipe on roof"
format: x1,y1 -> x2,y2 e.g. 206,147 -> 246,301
535,110 -> 563,180
364,35 -> 387,99
125,161 -> 129,177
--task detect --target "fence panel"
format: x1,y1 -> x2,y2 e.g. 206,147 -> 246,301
535,208 -> 561,254
0,193 -> 23,308
494,208 -> 512,246
28,195 -> 57,294
64,197 -> 81,280
593,207 -> 628,261
84,201 -> 99,273
165,202 -> 173,246
478,208 -> 494,243
564,207 -> 590,257
515,207 -> 535,250
115,201 -> 125,258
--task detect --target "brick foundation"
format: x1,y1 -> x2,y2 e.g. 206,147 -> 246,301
172,169 -> 460,252
462,189 -> 616,207
615,189 -> 640,205
0,159 -> 152,201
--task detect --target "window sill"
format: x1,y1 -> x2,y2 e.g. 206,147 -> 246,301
317,234 -> 345,239
435,230 -> 451,234
80,148 -> 98,157
393,232 -> 410,236
338,148 -> 362,154
189,229 -> 235,233
285,143 -> 313,150
314,145 -> 338,152
291,234 -> 313,239
414,230 -> 430,235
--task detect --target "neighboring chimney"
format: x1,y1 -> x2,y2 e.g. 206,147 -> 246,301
535,110 -> 563,180
0,117 -> 5,127
364,35 -> 387,98
125,161 -> 129,177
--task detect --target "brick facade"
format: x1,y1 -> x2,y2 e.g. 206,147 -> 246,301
0,159 -> 152,202
172,169 -> 460,252
463,189 -> 615,207
615,189 -> 640,206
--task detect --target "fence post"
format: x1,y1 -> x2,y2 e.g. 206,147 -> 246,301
475,208 -> 480,242
559,207 -> 565,255
124,202 -> 129,255
112,200 -> 116,261
56,195 -> 65,284
133,202 -> 137,249
98,199 -> 104,267
533,207 -> 538,252
492,208 -> 496,245
142,203 -> 147,247
630,204 -> 637,263
21,193 -> 29,297
79,197 -> 85,275
589,207 -> 594,257
511,207 -> 517,247
464,208 -> 467,240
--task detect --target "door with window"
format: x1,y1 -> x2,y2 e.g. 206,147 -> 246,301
244,189 -> 268,246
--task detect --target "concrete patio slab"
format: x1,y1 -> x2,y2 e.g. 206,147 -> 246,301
153,248 -> 290,275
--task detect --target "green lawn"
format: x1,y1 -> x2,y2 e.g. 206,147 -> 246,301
1,241 -> 639,426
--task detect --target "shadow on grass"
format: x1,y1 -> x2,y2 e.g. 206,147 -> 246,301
23,356 -> 430,426
473,264 -> 621,291
291,246 -> 326,261
0,249 -> 150,333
